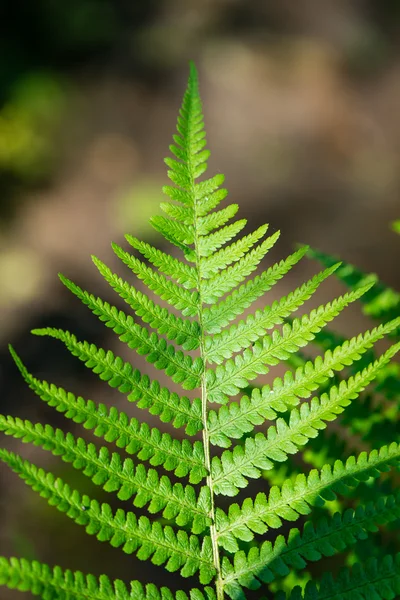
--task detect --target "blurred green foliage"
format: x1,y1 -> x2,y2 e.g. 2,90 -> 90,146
116,181 -> 166,236
0,74 -> 65,181
0,0 -> 156,198
0,0 -> 121,187
392,220 -> 400,235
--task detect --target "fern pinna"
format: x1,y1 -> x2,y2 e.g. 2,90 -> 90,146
1,63 -> 400,600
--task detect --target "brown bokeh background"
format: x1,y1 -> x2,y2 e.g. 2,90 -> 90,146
0,2 -> 400,598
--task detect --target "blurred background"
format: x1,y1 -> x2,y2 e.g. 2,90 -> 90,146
0,1 -> 400,598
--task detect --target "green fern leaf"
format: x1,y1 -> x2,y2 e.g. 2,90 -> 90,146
0,449 -> 216,584
31,327 -> 201,390
0,557 -> 217,600
54,280 -> 203,383
197,220 -> 247,257
208,318 -> 400,447
10,349 -> 205,480
0,416 -> 211,533
151,215 -> 195,246
196,204 -> 239,236
160,200 -> 195,224
203,246 -> 308,333
125,235 -> 197,288
211,342 -> 400,495
89,259 -> 200,350
206,285 -> 374,404
283,553 -> 400,600
199,230 -> 280,304
205,264 -> 340,364
199,224 -> 270,278
10,345 -> 202,436
222,493 -> 400,597
112,242 -> 200,316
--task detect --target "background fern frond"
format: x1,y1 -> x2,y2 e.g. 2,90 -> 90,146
282,553 -> 400,600
307,246 -> 400,326
222,493 -> 400,597
215,442 -> 400,551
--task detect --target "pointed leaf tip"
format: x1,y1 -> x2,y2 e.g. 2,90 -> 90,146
31,329 -> 47,337
58,273 -> 69,285
189,60 -> 198,79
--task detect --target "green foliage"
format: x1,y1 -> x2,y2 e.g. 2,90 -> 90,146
280,553 -> 400,600
1,63 -> 399,600
0,74 -> 65,181
0,557 -> 216,599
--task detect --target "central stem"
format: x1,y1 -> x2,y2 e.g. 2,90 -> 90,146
192,202 -> 224,600
201,360 -> 224,600
185,72 -> 224,596
200,338 -> 224,600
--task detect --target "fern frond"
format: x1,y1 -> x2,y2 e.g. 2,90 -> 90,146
0,449 -> 216,584
0,416 -> 211,533
151,215 -> 195,247
211,342 -> 400,495
55,281 -> 203,387
202,246 -> 308,333
199,224 -> 270,278
164,65 -> 212,191
112,242 -> 200,316
216,442 -> 400,551
125,235 -> 197,288
11,344 -> 202,435
162,179 -> 226,217
3,62 -> 400,600
0,557 -> 216,600
206,285 -> 373,404
160,200 -> 195,224
32,327 -> 201,394
196,204 -> 239,236
222,493 -> 400,597
197,220 -> 248,257
88,259 -> 200,350
200,231 -> 280,304
194,175 -> 227,213
208,318 -> 400,447
308,246 -> 400,326
10,349 -> 206,480
284,553 -> 400,600
205,264 -> 339,364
